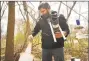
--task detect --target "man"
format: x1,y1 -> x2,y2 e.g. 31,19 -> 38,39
28,2 -> 70,61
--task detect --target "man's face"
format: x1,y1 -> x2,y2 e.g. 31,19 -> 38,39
40,8 -> 50,15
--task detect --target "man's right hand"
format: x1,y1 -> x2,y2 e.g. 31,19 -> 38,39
28,35 -> 33,41
55,31 -> 67,38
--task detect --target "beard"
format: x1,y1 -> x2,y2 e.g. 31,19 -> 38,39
41,13 -> 50,19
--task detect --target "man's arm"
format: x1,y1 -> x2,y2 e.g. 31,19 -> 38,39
28,21 -> 41,41
32,21 -> 41,37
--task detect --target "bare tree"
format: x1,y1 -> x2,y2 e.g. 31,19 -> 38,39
61,2 -> 87,21
5,2 -> 15,61
14,1 -> 31,54
14,2 -> 32,61
19,2 -> 31,52
67,2 -> 76,20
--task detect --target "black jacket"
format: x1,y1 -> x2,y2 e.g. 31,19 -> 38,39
32,14 -> 70,49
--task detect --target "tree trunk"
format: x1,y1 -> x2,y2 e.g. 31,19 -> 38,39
0,1 -> 1,61
5,1 -> 15,61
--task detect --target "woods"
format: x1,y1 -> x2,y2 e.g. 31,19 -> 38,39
0,1 -> 88,61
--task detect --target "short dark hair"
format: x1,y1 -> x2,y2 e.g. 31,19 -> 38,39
38,3 -> 50,10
